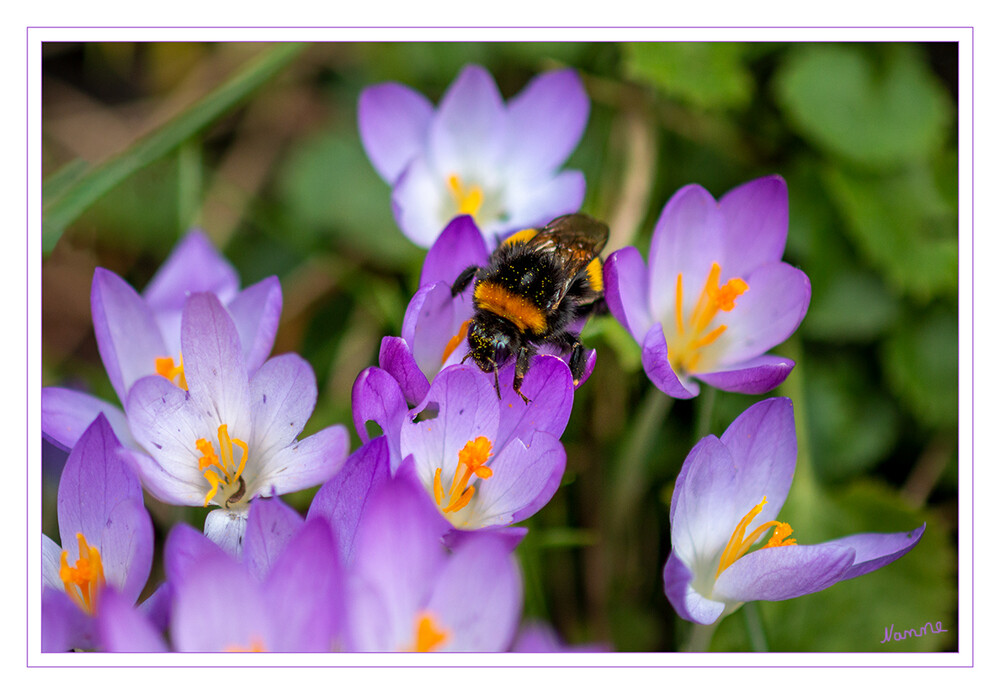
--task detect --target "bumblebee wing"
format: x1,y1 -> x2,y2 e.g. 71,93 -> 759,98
526,214 -> 609,305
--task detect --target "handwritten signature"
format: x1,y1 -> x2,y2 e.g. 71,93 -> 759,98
881,621 -> 948,643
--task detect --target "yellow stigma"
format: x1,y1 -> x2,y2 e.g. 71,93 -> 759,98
441,319 -> 472,365
447,174 -> 484,217
407,612 -> 450,652
155,352 -> 188,390
669,262 -> 748,375
716,496 -> 797,579
433,436 -> 494,515
196,423 -> 249,508
58,533 -> 106,616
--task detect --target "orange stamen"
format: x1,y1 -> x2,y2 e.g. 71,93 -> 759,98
447,174 -> 484,217
668,262 -> 748,375
58,533 -> 105,615
442,319 -> 472,365
716,496 -> 796,578
408,612 -> 450,652
195,424 -> 249,507
155,353 -> 188,390
434,436 -> 493,515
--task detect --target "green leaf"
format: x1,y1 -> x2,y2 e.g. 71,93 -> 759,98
274,125 -> 423,270
774,43 -> 953,169
881,307 -> 959,429
624,43 -> 754,110
43,42 -> 307,254
803,268 -> 902,342
823,165 -> 957,302
804,356 -> 901,482
714,480 -> 954,651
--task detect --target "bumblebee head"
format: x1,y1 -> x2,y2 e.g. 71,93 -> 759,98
465,313 -> 520,375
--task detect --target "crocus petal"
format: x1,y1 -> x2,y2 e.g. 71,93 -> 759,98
428,64 -> 505,176
124,377 -> 209,505
243,496 -> 306,582
308,436 -> 392,567
641,323 -> 699,398
180,293 -> 252,437
252,424 -> 349,497
505,69 -> 589,177
263,518 -> 344,652
204,508 -> 249,558
695,355 -> 795,394
164,522 -> 229,583
402,282 -> 472,380
42,534 -> 64,591
711,262 -> 811,367
503,169 -> 586,234
647,184 -> 726,323
378,336 -> 431,406
358,82 -> 434,183
425,535 -> 522,652
142,229 -> 239,312
248,353 -> 317,456
823,524 -> 926,581
56,415 -> 151,597
41,386 -> 136,452
171,551 -> 269,652
96,588 -> 169,653
227,275 -> 283,374
42,588 -> 92,652
495,355 -> 574,450
663,551 -> 726,626
352,366 -> 408,467
603,246 -> 653,342
391,155 -> 448,248
718,175 -> 789,276
91,267 -> 169,404
713,543 -> 856,604
476,430 -> 566,527
400,365 -> 500,485
420,214 -> 489,288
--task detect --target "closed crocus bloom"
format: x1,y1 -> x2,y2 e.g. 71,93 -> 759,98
605,176 -> 810,398
42,230 -> 282,452
663,398 -> 925,627
41,415 -> 154,651
124,292 -> 348,556
359,64 -> 589,248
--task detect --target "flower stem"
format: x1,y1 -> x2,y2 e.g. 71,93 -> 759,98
610,386 -> 673,530
693,384 -> 717,441
683,620 -> 718,652
742,602 -> 769,652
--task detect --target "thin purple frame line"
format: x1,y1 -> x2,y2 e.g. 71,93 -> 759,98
30,31 -> 967,661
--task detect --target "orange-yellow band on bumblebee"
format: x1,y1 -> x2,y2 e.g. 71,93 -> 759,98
473,281 -> 548,334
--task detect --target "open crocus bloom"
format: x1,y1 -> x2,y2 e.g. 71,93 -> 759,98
42,230 -> 282,452
124,292 -> 347,556
41,415 -> 154,651
359,64 -> 589,248
605,176 -> 810,398
663,397 -> 925,626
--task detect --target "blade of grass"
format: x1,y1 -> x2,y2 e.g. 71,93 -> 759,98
42,42 -> 307,254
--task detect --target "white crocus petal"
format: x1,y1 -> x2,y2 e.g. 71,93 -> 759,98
205,508 -> 250,559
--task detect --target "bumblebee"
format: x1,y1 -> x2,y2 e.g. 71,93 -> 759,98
450,213 -> 609,404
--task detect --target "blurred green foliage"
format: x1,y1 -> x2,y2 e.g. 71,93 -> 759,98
41,40 -> 958,652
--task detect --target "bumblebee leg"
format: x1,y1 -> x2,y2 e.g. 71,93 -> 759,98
493,362 -> 502,399
451,265 -> 480,297
568,342 -> 587,385
512,345 -> 534,405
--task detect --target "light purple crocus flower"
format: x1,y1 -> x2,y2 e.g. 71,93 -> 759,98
42,230 -> 282,451
378,215 -> 595,407
352,360 -> 571,533
124,292 -> 348,556
605,176 -> 810,398
345,472 -> 522,652
41,414 -> 154,651
663,397 -> 925,627
359,64 -> 589,247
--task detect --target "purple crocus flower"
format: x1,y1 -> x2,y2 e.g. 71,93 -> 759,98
41,414 -> 154,651
163,506 -> 344,652
663,397 -> 925,627
359,64 -> 589,247
396,362 -> 571,532
378,215 -> 595,407
345,472 -> 522,652
604,176 -> 810,398
123,292 -> 348,555
42,229 -> 282,451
